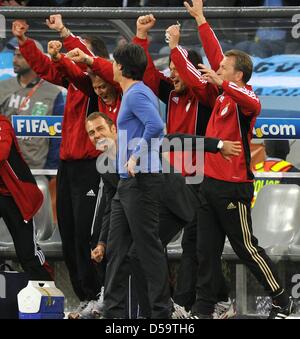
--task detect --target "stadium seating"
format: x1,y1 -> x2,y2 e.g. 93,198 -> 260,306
252,184 -> 300,260
223,184 -> 300,262
34,176 -> 56,241
38,226 -> 63,259
222,184 -> 300,315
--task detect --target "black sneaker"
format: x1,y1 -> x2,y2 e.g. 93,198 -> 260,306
268,297 -> 296,319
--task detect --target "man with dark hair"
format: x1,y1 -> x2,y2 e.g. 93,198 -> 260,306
86,112 -> 241,318
0,114 -> 52,281
102,43 -> 171,319
185,0 -> 295,319
113,44 -> 147,81
133,14 -> 236,318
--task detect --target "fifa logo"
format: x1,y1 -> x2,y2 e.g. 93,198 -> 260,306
0,14 -> 6,39
12,116 -> 63,138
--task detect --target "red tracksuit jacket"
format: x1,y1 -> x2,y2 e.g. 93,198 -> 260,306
133,37 -> 219,176
0,115 -> 43,221
198,22 -> 261,182
19,36 -> 99,161
133,36 -> 218,136
53,53 -> 122,125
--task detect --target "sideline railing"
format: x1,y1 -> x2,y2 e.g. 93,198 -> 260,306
1,6 -> 300,19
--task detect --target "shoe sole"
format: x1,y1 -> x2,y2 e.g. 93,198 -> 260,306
215,306 -> 237,319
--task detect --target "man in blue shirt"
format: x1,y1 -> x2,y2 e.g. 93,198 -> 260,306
103,43 -> 172,319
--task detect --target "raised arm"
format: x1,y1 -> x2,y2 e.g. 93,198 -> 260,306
133,14 -> 173,103
199,63 -> 261,116
222,81 -> 261,116
66,48 -> 119,88
167,24 -> 218,108
184,0 -> 224,71
47,41 -> 94,97
12,20 -> 66,87
46,14 -> 94,56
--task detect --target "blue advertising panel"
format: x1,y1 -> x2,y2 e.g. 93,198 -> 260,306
11,115 -> 62,138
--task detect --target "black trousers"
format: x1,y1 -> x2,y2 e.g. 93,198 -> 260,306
0,195 -> 51,281
174,220 -> 198,310
57,159 -> 104,301
174,218 -> 229,311
104,174 -> 171,319
194,177 -> 283,315
130,182 -> 228,316
129,203 -> 184,318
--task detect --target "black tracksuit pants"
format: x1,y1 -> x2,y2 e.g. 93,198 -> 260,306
174,218 -> 229,311
57,159 -> 104,301
173,220 -> 199,311
0,195 -> 51,281
194,176 -> 284,315
129,203 -> 184,318
103,174 -> 172,319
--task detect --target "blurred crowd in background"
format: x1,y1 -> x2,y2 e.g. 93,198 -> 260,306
0,0 -> 299,8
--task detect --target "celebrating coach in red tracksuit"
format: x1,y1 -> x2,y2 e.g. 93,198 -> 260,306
185,0 -> 295,319
0,114 -> 52,281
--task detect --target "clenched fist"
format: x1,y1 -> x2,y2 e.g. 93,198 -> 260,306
48,40 -> 62,60
46,14 -> 64,32
12,20 -> 28,43
66,48 -> 93,65
136,14 -> 156,39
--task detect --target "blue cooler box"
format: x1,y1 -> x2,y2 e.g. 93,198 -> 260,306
17,281 -> 64,319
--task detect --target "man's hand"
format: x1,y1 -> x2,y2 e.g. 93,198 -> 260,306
46,14 -> 64,32
165,24 -> 180,49
91,244 -> 105,263
184,0 -> 206,26
48,40 -> 62,61
198,63 -> 223,87
12,20 -> 28,44
66,48 -> 94,65
220,141 -> 242,161
136,14 -> 156,39
125,155 -> 137,177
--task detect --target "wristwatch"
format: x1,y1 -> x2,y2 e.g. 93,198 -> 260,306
217,140 -> 224,151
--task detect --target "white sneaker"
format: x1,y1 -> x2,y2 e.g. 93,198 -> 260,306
213,298 -> 236,319
68,300 -> 89,319
78,300 -> 99,319
92,287 -> 105,318
172,301 -> 191,319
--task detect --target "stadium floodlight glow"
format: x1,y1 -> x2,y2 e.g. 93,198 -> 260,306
0,14 -> 6,39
